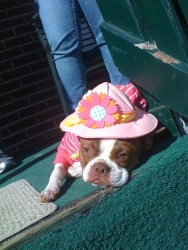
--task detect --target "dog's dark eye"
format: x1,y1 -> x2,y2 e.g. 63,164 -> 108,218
83,147 -> 89,154
118,153 -> 127,160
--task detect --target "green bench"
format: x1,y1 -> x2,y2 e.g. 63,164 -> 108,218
97,0 -> 188,136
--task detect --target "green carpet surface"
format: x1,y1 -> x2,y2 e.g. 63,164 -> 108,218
18,134 -> 188,250
0,136 -> 98,208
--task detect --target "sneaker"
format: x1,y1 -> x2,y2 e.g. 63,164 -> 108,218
0,153 -> 17,174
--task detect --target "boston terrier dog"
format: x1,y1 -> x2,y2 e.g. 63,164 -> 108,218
40,82 -> 158,202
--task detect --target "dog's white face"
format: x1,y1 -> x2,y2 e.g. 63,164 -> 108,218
78,137 -> 142,187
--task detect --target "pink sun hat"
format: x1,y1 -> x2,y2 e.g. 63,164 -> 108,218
60,82 -> 158,138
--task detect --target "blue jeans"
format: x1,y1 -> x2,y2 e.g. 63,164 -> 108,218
36,0 -> 130,113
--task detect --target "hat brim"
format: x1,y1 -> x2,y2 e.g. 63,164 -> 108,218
60,107 -> 158,139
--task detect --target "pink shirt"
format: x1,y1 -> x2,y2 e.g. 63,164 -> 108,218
54,83 -> 147,169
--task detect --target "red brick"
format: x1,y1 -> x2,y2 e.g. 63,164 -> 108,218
0,93 -> 11,106
10,85 -> 39,99
8,117 -> 38,134
16,134 -> 45,152
21,70 -> 51,85
38,78 -> 55,89
0,50 -> 10,61
3,131 -> 27,147
1,98 -> 29,115
19,0 -> 34,6
14,24 -> 33,36
4,35 -> 32,49
0,42 -> 5,51
0,11 -> 8,20
0,0 -> 19,9
45,127 -> 62,140
37,106 -> 63,122
1,80 -> 21,93
24,12 -> 38,22
29,88 -> 57,103
0,60 -> 13,73
19,103 -> 47,118
1,17 -> 24,29
27,120 -> 55,137
39,50 -> 47,59
46,97 -> 62,108
1,29 -> 15,40
0,127 -> 9,137
31,32 -> 38,41
12,53 -> 42,67
0,113 -> 19,127
6,146 -> 17,155
54,116 -> 65,127
1,66 -> 31,82
1,47 -> 22,59
22,42 -> 43,53
30,60 -> 49,72
7,5 -> 35,18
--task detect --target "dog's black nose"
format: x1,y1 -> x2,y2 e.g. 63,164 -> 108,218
92,162 -> 110,176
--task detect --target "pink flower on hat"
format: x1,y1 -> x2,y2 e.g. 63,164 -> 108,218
77,92 -> 119,128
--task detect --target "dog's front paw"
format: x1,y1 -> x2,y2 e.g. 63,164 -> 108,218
40,189 -> 59,203
40,182 -> 61,203
68,162 -> 82,178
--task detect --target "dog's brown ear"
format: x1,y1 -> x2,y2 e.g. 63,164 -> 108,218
141,126 -> 166,151
140,134 -> 154,151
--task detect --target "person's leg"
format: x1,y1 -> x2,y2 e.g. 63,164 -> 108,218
78,0 -> 130,85
36,0 -> 87,113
